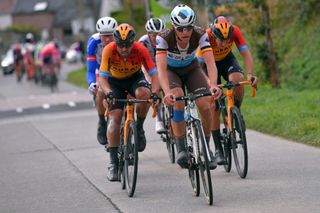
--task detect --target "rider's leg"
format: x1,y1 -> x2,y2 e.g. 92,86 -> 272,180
96,89 -> 108,145
229,72 -> 245,110
211,105 -> 225,165
106,109 -> 122,182
135,86 -> 151,152
170,87 -> 189,168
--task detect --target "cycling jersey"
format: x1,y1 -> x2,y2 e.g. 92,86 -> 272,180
138,34 -> 156,62
197,25 -> 247,62
156,26 -> 212,68
40,42 -> 61,64
86,33 -> 104,85
99,42 -> 157,79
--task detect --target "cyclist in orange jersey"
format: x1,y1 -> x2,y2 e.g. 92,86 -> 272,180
99,23 -> 160,181
197,16 -> 258,165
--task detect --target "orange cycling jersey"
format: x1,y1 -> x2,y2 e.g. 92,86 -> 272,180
197,25 -> 248,62
99,42 -> 157,79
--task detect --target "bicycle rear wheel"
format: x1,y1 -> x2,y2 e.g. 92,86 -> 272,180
163,105 -> 175,163
221,128 -> 232,172
231,107 -> 248,178
194,120 -> 213,205
124,121 -> 139,197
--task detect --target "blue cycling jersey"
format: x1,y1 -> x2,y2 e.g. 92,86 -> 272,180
86,33 -> 104,85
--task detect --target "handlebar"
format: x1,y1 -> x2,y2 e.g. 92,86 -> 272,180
218,80 -> 257,98
175,92 -> 212,102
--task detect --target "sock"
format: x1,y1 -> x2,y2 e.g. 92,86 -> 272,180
98,114 -> 106,125
136,116 -> 146,129
212,130 -> 223,152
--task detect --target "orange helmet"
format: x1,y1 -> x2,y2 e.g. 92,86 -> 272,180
210,16 -> 234,40
113,23 -> 136,47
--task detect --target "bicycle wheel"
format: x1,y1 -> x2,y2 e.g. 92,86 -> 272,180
188,158 -> 200,197
163,106 -> 175,163
193,120 -> 213,205
119,123 -> 126,190
231,107 -> 248,178
124,121 -> 139,197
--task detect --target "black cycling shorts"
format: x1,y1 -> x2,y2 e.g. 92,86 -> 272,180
108,71 -> 151,110
202,52 -> 243,84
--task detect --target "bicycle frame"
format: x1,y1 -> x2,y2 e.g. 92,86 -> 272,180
218,80 -> 256,134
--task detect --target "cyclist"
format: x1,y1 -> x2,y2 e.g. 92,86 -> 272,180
99,23 -> 160,181
138,18 -> 166,134
156,4 -> 222,170
40,41 -> 61,83
197,16 -> 258,165
13,44 -> 24,82
86,16 -> 118,146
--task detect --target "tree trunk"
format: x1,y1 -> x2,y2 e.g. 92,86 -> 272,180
262,2 -> 280,88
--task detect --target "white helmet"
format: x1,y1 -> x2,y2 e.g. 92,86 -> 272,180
26,32 -> 34,40
145,18 -> 165,33
170,4 -> 196,26
96,17 -> 118,34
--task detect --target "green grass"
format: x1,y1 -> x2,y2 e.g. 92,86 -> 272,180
242,86 -> 320,147
66,66 -> 87,89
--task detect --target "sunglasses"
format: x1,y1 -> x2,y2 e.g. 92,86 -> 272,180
175,25 -> 194,32
116,41 -> 133,48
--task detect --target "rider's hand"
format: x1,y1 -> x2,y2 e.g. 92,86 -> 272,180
210,85 -> 222,100
163,92 -> 175,106
105,91 -> 114,103
151,92 -> 161,106
247,74 -> 258,87
88,82 -> 97,95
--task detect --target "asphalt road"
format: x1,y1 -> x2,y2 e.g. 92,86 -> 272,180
0,62 -> 319,213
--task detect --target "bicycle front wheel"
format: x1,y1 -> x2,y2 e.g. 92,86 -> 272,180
124,121 -> 139,197
194,120 -> 213,205
163,106 -> 175,163
231,107 -> 248,178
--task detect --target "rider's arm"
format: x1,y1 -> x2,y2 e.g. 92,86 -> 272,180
139,43 -> 160,94
155,36 -> 170,95
86,34 -> 99,85
98,44 -> 112,95
233,26 -> 256,83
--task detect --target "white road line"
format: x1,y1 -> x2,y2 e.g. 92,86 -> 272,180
16,107 -> 23,113
42,104 -> 50,109
67,101 -> 76,107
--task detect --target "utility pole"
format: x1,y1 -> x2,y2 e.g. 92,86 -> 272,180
145,0 -> 151,19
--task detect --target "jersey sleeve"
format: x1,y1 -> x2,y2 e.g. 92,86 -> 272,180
233,25 -> 248,52
86,34 -> 99,84
139,43 -> 157,76
98,43 -> 113,78
198,33 -> 213,55
155,35 -> 168,56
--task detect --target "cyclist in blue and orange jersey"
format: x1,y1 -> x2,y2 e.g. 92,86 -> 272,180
156,4 -> 222,170
86,17 -> 118,146
197,16 -> 258,165
99,23 -> 160,181
13,44 -> 24,82
139,18 -> 166,134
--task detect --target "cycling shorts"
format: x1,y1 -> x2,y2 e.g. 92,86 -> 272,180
167,59 -> 209,94
43,56 -> 53,65
202,52 -> 243,84
108,71 -> 151,110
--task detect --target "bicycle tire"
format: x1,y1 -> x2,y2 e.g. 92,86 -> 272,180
188,158 -> 200,197
119,121 -> 126,190
163,105 -> 175,163
124,121 -> 139,197
231,107 -> 248,178
194,120 -> 213,205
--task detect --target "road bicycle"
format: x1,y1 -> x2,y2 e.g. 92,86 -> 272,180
216,80 -> 256,178
106,97 -> 157,197
176,92 -> 214,205
159,103 -> 175,164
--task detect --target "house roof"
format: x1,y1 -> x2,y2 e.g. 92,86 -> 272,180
12,0 -> 98,29
0,0 -> 16,14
